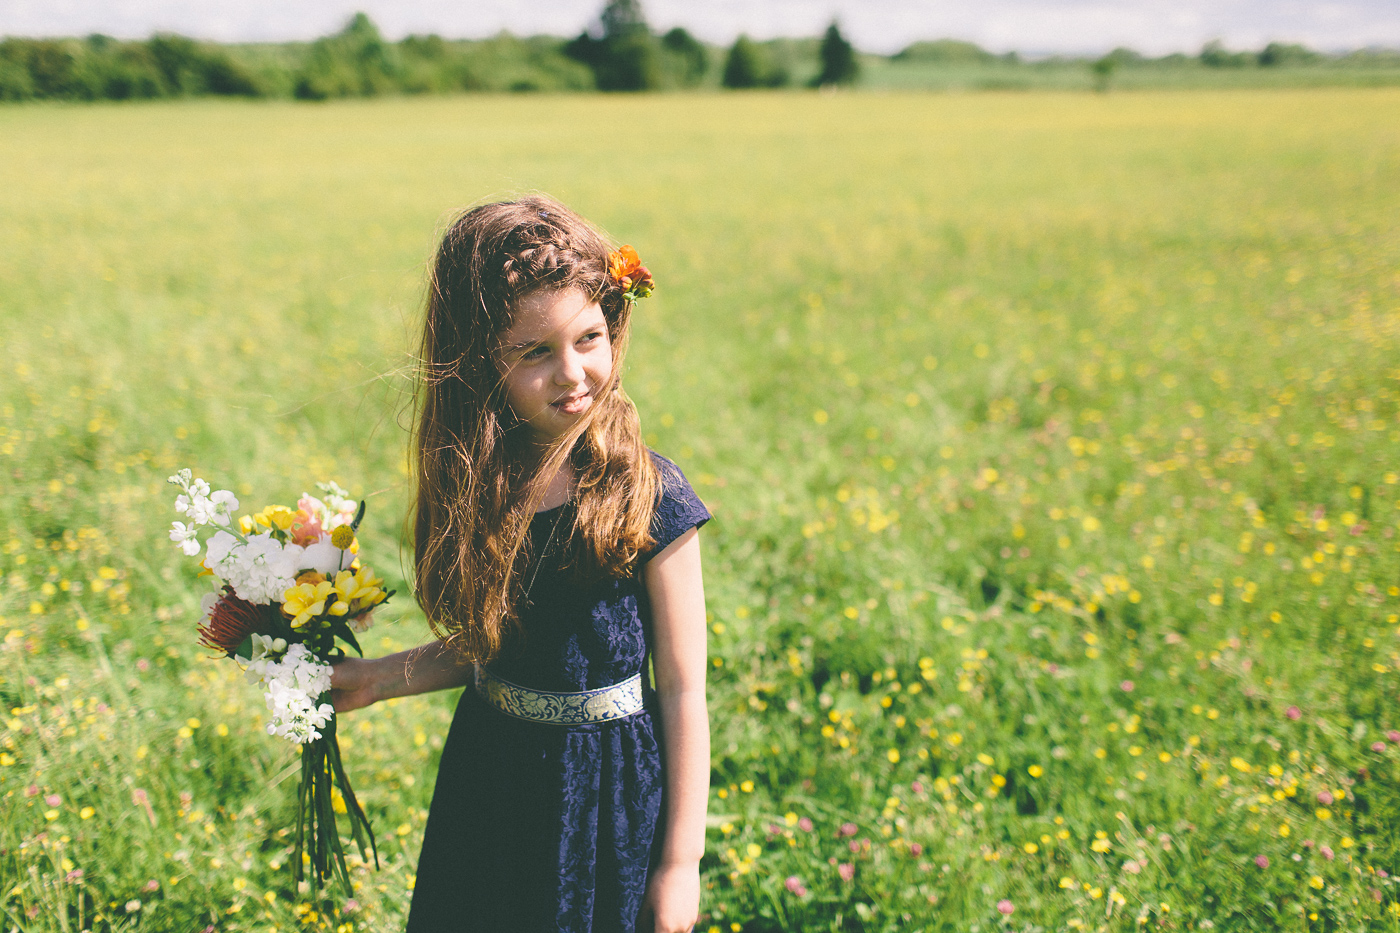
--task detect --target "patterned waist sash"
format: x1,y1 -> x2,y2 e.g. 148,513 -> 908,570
473,663 -> 645,725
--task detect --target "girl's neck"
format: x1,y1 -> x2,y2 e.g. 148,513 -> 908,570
533,458 -> 575,513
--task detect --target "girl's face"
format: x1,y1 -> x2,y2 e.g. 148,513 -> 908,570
495,287 -> 613,445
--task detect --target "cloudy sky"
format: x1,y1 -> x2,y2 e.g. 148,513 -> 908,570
2,0 -> 1397,56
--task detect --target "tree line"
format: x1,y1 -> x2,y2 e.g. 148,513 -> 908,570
0,0 -> 1394,103
0,1 -> 857,102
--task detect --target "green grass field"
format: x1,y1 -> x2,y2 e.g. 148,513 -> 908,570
3,88 -> 1400,931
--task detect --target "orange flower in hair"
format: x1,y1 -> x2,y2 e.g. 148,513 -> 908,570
608,245 -> 654,303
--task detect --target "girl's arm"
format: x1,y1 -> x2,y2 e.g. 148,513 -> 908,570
638,527 -> 709,933
330,640 -> 473,713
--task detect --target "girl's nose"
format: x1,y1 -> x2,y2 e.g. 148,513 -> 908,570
556,349 -> 586,386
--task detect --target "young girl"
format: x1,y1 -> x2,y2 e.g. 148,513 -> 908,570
329,196 -> 711,933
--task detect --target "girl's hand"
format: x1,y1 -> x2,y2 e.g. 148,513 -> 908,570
636,860 -> 699,933
329,656 -> 383,713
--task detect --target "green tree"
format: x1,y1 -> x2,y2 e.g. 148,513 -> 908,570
600,0 -> 648,40
892,39 -> 995,64
1200,39 -> 1255,68
815,21 -> 858,86
147,34 -> 259,96
722,35 -> 764,88
1260,42 -> 1320,67
14,40 -> 83,98
83,39 -> 165,99
1091,55 -> 1116,92
0,61 -> 32,99
1090,48 -> 1137,92
293,12 -> 399,100
661,27 -> 706,85
564,0 -> 661,91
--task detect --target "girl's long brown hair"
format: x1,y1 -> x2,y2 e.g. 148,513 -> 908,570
413,195 -> 659,663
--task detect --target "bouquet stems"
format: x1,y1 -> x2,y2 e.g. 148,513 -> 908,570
293,707 -> 378,894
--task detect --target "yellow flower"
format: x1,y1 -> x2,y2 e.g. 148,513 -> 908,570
283,580 -> 335,628
1028,764 -> 1044,777
330,525 -> 355,549
256,505 -> 298,531
1309,876 -> 1324,889
334,566 -> 386,611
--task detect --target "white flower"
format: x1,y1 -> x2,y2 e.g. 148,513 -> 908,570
203,532 -> 298,604
301,535 -> 353,575
248,643 -> 336,743
204,529 -> 237,567
241,633 -> 275,665
185,493 -> 217,525
271,541 -> 306,581
209,489 -> 239,526
169,521 -> 200,556
170,473 -> 234,527
200,591 -> 219,620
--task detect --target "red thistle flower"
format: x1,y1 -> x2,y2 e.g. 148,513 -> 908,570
198,589 -> 267,656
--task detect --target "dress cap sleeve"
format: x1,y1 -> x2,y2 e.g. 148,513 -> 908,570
646,451 -> 711,559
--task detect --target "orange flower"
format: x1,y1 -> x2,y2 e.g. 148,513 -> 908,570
609,245 -> 641,279
608,245 -> 654,302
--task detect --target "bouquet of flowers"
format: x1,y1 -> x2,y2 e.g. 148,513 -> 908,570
165,469 -> 387,893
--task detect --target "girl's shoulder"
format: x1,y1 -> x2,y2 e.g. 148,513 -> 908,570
645,450 -> 711,558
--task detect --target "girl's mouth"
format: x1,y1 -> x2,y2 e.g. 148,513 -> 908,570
552,392 -> 591,415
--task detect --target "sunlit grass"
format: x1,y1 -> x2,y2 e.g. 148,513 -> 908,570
3,89 -> 1400,930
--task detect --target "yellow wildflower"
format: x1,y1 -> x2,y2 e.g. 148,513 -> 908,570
283,580 -> 335,628
331,563 -> 386,613
256,505 -> 298,531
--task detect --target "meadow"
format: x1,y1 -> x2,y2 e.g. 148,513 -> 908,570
2,87 -> 1399,931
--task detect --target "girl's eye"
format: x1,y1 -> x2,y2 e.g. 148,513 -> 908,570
579,331 -> 604,345
522,346 -> 548,360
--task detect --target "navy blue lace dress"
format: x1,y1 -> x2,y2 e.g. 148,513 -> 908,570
406,453 -> 710,933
